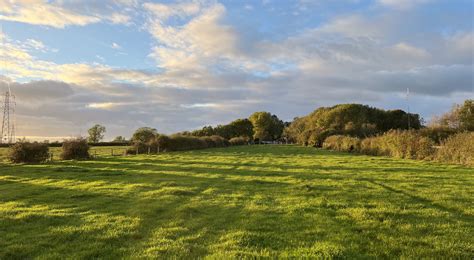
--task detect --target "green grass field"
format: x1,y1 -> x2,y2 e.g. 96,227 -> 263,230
0,145 -> 472,258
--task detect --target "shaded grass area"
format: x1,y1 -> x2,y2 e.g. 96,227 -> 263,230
0,145 -> 472,258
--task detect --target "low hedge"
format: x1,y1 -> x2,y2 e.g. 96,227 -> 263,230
129,134 -> 230,154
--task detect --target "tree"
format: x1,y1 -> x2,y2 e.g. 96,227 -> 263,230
88,124 -> 106,143
112,136 -> 127,143
249,112 -> 273,141
431,99 -> 474,131
131,127 -> 158,144
283,104 -> 422,147
457,99 -> 474,131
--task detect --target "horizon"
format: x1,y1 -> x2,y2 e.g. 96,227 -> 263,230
1,0 -> 473,141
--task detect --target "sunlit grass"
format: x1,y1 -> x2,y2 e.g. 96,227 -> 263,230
0,145 -> 472,258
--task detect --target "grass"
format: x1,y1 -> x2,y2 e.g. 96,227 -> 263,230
0,145 -> 472,258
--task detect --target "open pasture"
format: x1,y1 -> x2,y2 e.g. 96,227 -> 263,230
0,145 -> 472,258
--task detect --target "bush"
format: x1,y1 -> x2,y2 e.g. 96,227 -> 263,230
323,135 -> 360,152
229,136 -> 249,146
359,130 -> 435,160
9,142 -> 49,163
359,137 -> 382,156
435,132 -> 474,166
61,138 -> 90,160
419,127 -> 458,144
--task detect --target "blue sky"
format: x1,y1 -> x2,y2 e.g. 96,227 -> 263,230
0,0 -> 473,140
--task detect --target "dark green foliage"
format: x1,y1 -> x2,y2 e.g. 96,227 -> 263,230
285,104 -> 422,147
166,135 -> 208,151
435,132 -> 474,166
131,127 -> 158,144
419,127 -> 458,144
61,138 -> 90,160
190,118 -> 254,140
8,142 -> 49,163
249,112 -> 285,142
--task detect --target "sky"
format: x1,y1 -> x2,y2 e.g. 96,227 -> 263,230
0,0 -> 473,141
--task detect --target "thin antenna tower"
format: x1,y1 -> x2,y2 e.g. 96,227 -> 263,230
0,24 -> 16,144
406,88 -> 411,130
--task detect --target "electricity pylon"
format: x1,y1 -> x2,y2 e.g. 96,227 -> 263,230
1,85 -> 15,144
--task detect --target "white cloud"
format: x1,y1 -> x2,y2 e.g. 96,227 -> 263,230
377,0 -> 432,10
0,1 -> 472,139
0,0 -> 135,28
111,42 -> 122,49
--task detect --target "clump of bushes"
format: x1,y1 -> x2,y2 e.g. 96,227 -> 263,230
358,130 -> 435,160
229,136 -> 250,146
435,132 -> 473,166
61,138 -> 90,160
9,142 -> 49,163
322,135 -> 360,152
419,127 -> 458,144
323,130 -> 435,160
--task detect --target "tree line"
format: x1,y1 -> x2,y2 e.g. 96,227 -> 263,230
88,99 -> 472,149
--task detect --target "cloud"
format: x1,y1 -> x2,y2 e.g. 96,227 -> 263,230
111,42 -> 122,49
1,1 -> 472,139
377,0 -> 432,10
0,0 -> 135,28
0,80 -> 75,109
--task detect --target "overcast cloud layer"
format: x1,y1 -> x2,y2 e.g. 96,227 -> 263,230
0,0 -> 472,141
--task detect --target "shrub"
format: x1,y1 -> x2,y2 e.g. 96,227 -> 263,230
359,137 -> 384,156
419,127 -> 458,144
229,136 -> 249,146
323,135 -> 360,152
359,130 -> 435,160
9,142 -> 49,163
61,138 -> 90,160
435,132 -> 474,166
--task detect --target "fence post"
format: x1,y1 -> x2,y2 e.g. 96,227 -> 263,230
111,148 -> 114,156
136,147 -> 138,155
50,152 -> 53,162
148,147 -> 151,155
